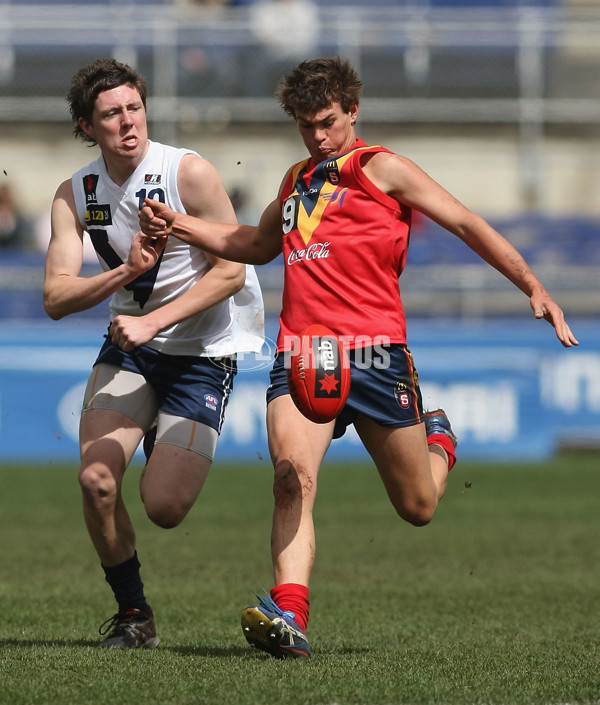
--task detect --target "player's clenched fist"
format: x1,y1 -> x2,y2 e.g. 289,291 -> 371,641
139,198 -> 175,238
110,314 -> 159,351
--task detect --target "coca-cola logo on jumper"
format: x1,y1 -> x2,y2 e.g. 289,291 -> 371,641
287,241 -> 331,265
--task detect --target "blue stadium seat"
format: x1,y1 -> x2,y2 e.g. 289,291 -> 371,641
406,213 -> 599,267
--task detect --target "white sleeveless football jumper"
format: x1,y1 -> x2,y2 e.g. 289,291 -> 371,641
71,140 -> 264,357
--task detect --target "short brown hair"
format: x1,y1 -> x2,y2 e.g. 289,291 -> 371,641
277,56 -> 363,119
67,58 -> 147,145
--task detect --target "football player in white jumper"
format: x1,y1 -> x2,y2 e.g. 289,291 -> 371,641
43,58 -> 264,649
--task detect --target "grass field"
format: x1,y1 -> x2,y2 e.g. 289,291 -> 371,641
0,454 -> 599,705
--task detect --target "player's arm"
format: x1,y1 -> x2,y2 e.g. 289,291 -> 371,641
365,152 -> 579,348
139,188 -> 283,265
168,152 -> 247,307
43,179 -> 165,320
111,154 -> 249,350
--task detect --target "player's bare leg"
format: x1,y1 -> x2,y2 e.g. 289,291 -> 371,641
266,394 -> 334,586
79,408 -> 158,648
428,442 -> 450,499
240,395 -> 332,658
355,416 -> 448,526
78,408 -> 142,565
140,443 -> 212,529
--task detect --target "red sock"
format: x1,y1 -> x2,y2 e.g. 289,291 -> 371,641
427,433 -> 457,471
270,583 -> 310,632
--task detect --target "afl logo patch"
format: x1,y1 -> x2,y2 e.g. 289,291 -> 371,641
204,393 -> 218,411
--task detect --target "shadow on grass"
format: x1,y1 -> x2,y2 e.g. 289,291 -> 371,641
168,644 -> 372,658
0,637 -> 251,657
0,638 -> 370,658
0,638 -> 98,648
166,644 -> 254,658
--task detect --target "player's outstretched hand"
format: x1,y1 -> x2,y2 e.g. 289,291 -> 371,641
530,290 -> 579,348
139,198 -> 175,238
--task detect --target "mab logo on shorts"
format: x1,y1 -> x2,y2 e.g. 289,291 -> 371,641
204,393 -> 218,411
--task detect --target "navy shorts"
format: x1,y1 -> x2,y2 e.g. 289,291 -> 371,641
267,343 -> 424,439
93,333 -> 237,434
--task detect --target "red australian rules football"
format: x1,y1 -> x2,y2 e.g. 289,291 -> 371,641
286,324 -> 351,424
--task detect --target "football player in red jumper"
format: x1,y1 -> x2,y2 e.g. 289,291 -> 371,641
140,56 -> 578,658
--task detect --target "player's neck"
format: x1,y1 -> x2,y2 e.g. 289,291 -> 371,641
103,140 -> 149,187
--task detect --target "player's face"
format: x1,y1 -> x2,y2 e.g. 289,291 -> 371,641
295,102 -> 359,163
80,84 -> 148,164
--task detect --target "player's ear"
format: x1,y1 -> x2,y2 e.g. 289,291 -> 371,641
79,117 -> 94,139
349,104 -> 359,126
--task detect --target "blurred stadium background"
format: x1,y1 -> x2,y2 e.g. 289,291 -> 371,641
0,0 -> 598,463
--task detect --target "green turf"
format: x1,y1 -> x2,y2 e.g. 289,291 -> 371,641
1,455 -> 599,705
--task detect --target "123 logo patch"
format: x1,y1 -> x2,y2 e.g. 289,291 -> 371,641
85,205 -> 112,226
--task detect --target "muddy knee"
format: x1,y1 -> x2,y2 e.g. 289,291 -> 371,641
272,460 -> 314,509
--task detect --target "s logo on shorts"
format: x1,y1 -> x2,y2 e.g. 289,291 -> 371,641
204,393 -> 218,411
395,382 -> 411,409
